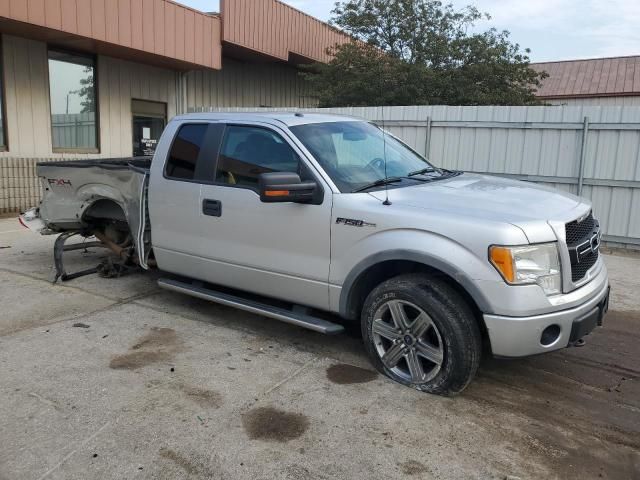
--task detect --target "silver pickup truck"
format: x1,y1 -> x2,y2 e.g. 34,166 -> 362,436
21,112 -> 610,395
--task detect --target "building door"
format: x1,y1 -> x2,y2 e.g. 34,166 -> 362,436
132,99 -> 166,157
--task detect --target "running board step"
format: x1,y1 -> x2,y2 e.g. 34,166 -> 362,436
158,278 -> 345,335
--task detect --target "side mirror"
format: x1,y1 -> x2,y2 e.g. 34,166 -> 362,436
258,172 -> 317,203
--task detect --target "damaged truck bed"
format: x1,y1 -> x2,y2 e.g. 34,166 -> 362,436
21,158 -> 153,281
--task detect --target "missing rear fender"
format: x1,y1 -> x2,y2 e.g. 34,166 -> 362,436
81,199 -> 133,249
82,199 -> 127,223
93,223 -> 131,246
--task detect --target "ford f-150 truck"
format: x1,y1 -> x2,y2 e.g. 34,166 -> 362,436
20,113 -> 610,395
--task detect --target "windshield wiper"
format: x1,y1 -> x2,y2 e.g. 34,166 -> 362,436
407,167 -> 438,177
440,168 -> 462,177
352,177 -> 403,193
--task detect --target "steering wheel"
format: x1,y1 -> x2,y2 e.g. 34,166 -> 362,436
367,157 -> 386,172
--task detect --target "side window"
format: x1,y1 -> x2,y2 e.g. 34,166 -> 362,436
165,124 -> 208,180
216,126 -> 301,189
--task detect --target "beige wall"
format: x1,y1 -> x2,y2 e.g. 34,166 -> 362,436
545,96 -> 640,107
0,34 -> 180,212
185,57 -> 318,109
0,34 -> 316,160
0,34 -> 179,159
0,34 -> 316,212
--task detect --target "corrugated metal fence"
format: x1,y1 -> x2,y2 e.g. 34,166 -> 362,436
193,105 -> 640,248
51,113 -> 97,150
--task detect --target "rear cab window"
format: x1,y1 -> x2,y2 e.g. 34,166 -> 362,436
164,123 -> 224,182
165,124 -> 208,180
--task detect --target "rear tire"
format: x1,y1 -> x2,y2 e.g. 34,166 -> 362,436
361,274 -> 481,396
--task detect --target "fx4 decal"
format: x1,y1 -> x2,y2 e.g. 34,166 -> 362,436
336,217 -> 376,228
47,178 -> 73,187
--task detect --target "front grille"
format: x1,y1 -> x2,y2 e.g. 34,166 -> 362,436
570,249 -> 598,282
565,212 -> 600,283
565,213 -> 596,244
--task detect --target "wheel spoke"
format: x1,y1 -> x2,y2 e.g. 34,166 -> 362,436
411,312 -> 432,338
381,341 -> 406,368
388,301 -> 410,331
372,319 -> 402,342
415,341 -> 443,366
406,349 -> 426,383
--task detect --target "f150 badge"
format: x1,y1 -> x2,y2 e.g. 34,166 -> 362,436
336,217 -> 376,228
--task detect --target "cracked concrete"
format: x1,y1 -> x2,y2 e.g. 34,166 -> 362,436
0,218 -> 638,479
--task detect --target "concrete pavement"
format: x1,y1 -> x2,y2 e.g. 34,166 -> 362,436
0,218 -> 638,479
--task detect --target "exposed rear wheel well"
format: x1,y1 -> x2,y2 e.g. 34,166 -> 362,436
81,199 -> 131,244
82,199 -> 127,224
343,260 -> 489,345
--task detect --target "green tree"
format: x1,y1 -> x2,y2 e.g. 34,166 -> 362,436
303,0 -> 547,107
72,67 -> 96,114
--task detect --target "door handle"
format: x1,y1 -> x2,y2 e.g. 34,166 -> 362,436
202,199 -> 222,217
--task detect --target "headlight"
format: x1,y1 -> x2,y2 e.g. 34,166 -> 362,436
489,243 -> 561,296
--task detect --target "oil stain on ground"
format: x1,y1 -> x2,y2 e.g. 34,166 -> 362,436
242,406 -> 309,442
109,327 -> 181,370
399,460 -> 430,476
180,384 -> 223,409
158,448 -> 216,477
326,363 -> 378,385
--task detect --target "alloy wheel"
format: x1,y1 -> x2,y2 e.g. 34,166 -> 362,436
372,299 -> 444,384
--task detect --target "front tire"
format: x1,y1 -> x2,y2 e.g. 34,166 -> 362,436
361,274 -> 482,396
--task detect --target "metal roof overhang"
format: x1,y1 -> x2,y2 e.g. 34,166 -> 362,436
220,0 -> 350,66
0,0 -> 222,71
221,41 -> 318,66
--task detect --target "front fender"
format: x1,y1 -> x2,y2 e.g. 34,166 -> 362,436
331,229 -> 497,318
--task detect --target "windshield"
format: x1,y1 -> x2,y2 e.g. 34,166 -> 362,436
290,121 -> 437,192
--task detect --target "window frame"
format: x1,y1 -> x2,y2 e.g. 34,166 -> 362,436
162,121 -> 326,204
289,120 -> 436,194
0,38 -> 8,152
163,122 -> 224,184
211,123 -> 322,195
46,47 -> 100,154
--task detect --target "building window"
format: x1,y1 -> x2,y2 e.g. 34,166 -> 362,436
48,50 -> 98,152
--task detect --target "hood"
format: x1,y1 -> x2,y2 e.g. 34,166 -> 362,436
369,173 -> 590,238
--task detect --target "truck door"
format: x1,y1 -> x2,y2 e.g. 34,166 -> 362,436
148,121 -> 224,271
196,123 -> 332,310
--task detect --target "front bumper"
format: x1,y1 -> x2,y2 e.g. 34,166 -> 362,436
483,264 -> 610,357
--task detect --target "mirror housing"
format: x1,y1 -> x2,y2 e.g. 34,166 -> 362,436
259,172 -> 317,203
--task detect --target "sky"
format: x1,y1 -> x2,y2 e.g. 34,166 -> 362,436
175,0 -> 640,62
